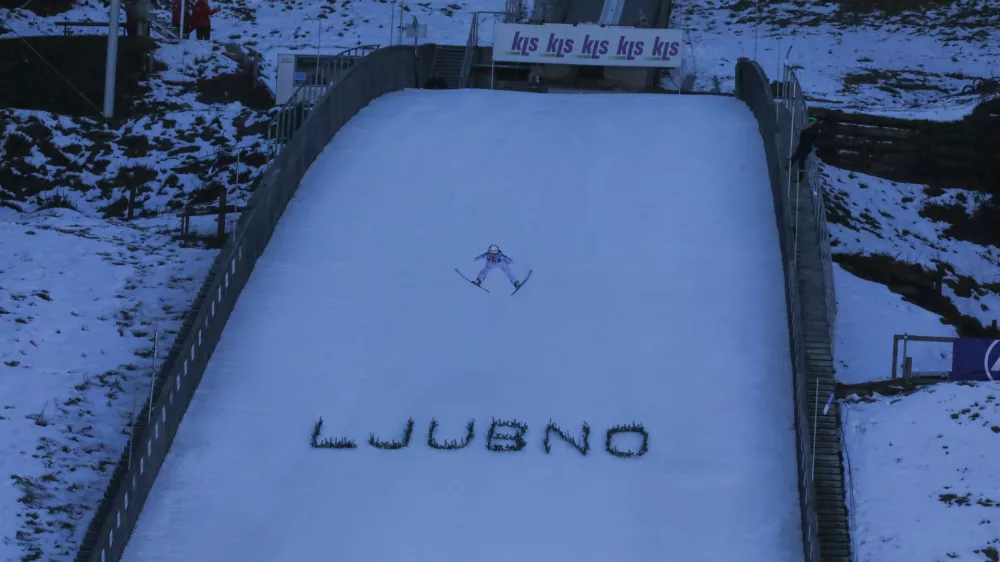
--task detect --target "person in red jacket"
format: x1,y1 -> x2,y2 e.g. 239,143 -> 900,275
124,6 -> 138,36
171,0 -> 182,33
189,0 -> 219,40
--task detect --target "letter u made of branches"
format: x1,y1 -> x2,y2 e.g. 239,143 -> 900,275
428,418 -> 475,450
369,417 -> 416,450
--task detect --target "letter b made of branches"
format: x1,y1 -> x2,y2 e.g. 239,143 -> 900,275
486,418 -> 528,452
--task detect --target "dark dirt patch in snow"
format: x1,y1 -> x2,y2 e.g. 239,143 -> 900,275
919,188 -> 1000,248
813,107 -> 999,192
194,72 -> 275,110
834,252 -> 1000,338
702,0 -> 1000,32
835,0 -> 957,16
0,0 -> 75,16
0,36 -> 161,119
0,85 -> 270,219
972,97 -> 1000,119
919,197 -> 1000,248
841,68 -> 952,96
831,0 -> 1000,30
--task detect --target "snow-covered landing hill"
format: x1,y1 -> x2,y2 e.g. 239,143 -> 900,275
2,0 -> 998,561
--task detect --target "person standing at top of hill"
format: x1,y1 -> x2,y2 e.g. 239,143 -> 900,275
126,0 -> 151,36
189,0 -> 220,40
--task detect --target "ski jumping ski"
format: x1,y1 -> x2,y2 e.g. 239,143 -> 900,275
510,269 -> 532,296
455,268 -> 490,292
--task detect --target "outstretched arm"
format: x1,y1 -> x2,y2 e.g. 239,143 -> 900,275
473,252 -> 487,261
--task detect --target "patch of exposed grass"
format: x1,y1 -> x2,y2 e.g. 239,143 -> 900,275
841,69 -> 951,96
920,197 -> 1000,248
194,73 -> 274,111
834,252 -> 1000,338
836,0 -> 957,16
0,0 -> 74,16
0,36 -> 156,119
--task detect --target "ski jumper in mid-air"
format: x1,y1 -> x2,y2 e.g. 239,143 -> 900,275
474,245 -> 522,289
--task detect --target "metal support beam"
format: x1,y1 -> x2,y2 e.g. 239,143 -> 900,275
103,0 -> 122,118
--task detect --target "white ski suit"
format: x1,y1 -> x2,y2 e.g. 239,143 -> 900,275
474,251 -> 518,285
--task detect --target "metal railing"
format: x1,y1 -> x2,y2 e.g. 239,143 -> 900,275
778,66 -> 837,352
74,44 -> 433,562
146,12 -> 178,41
662,30 -> 696,94
459,8 -> 523,89
506,0 -> 526,21
459,16 -> 478,88
175,145 -> 253,236
599,0 -> 625,25
267,45 -> 379,158
735,58 -> 822,562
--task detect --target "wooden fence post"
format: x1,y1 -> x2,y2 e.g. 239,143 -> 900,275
127,186 -> 137,219
181,206 -> 191,246
890,334 -> 900,380
902,356 -> 913,391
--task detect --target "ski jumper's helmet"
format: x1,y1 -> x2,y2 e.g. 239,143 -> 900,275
487,245 -> 500,255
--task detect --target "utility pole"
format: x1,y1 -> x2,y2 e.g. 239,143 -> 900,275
103,0 -> 122,118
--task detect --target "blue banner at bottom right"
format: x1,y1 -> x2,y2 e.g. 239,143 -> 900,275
951,338 -> 1000,382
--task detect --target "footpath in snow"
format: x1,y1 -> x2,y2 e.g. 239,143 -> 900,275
121,89 -> 804,562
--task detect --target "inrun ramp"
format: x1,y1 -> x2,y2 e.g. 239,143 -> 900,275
122,90 -> 804,562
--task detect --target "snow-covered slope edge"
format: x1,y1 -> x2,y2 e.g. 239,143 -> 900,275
0,210 -> 214,561
841,383 -> 1000,562
0,38 -> 272,562
823,139 -> 1000,561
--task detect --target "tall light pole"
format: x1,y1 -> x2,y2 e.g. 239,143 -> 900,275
302,17 -> 321,83
103,0 -> 122,118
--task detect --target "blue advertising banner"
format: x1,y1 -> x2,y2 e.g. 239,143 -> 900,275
951,338 -> 1000,382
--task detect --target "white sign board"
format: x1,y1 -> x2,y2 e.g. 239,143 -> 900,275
405,23 -> 427,38
492,23 -> 683,68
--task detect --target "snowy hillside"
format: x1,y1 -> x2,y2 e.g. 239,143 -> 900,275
674,0 -> 999,118
841,383 -> 1000,562
825,161 -> 1000,373
4,0 -> 998,110
0,20 -> 274,561
0,210 -> 214,561
0,40 -> 272,217
0,0 -> 508,94
834,264 -> 957,386
2,0 -> 999,560
819,139 -> 1000,560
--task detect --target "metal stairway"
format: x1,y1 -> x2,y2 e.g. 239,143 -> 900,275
432,45 -> 468,88
793,178 -> 852,562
